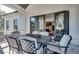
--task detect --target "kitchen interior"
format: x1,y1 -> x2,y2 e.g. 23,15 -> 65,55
30,11 -> 69,42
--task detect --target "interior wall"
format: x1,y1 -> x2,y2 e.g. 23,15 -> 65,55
25,4 -> 79,44
45,14 -> 54,22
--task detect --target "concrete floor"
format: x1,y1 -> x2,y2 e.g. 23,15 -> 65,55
67,43 -> 79,54
0,42 -> 9,54
0,41 -> 79,54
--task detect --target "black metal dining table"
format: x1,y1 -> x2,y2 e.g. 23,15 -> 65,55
37,38 -> 50,54
4,34 -> 51,54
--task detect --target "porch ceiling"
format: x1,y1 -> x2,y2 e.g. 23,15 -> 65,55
18,4 -> 29,9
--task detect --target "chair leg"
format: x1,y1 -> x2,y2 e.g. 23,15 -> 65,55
9,47 -> 11,54
20,50 -> 23,54
9,50 -> 10,54
18,50 -> 20,54
43,45 -> 47,54
9,48 -> 15,54
12,50 -> 14,54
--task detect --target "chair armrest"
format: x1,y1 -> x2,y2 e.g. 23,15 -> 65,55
36,44 -> 42,50
59,46 -> 69,48
49,42 -> 59,46
48,43 -> 69,48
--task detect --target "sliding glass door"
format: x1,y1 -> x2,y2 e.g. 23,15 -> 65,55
55,11 -> 69,42
30,17 -> 39,33
30,16 -> 45,33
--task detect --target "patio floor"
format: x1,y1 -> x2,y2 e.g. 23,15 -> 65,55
0,42 -> 9,54
0,41 -> 79,54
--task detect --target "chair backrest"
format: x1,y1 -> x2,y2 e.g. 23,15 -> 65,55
59,34 -> 72,53
19,36 -> 38,54
0,35 -> 5,44
6,35 -> 19,49
39,31 -> 49,36
11,31 -> 20,39
11,31 -> 20,36
32,31 -> 39,34
60,34 -> 71,46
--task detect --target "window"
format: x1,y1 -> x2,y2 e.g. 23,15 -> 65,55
30,17 -> 39,33
30,16 -> 45,33
0,18 -> 4,35
13,19 -> 18,30
6,20 -> 9,30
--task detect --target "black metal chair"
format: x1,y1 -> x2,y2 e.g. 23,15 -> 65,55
18,36 -> 43,54
5,35 -> 20,54
47,34 -> 72,54
11,31 -> 20,34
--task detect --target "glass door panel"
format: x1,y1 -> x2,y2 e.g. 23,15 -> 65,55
30,17 -> 39,33
55,11 -> 69,42
55,13 -> 64,41
0,18 -> 4,35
